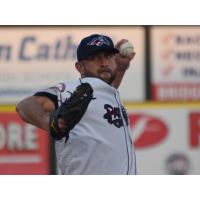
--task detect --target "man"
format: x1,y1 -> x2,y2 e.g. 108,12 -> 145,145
16,34 -> 136,175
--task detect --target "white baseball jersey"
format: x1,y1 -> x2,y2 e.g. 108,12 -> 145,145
35,77 -> 136,175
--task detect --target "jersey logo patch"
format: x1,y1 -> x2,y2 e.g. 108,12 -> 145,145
49,83 -> 65,92
103,104 -> 129,128
87,36 -> 110,47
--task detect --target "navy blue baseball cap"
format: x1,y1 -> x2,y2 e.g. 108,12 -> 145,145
77,34 -> 119,61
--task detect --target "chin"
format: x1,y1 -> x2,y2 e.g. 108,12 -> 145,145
101,77 -> 114,85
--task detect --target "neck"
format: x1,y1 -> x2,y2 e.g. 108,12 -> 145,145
81,76 -> 113,86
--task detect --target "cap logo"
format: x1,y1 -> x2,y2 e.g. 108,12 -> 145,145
87,36 -> 110,47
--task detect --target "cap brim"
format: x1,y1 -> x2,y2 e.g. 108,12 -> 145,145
80,47 -> 119,61
92,47 -> 119,54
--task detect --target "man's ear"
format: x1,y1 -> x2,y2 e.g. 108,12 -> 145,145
75,62 -> 83,73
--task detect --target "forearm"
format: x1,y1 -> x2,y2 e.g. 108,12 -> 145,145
113,39 -> 135,89
112,70 -> 126,89
16,97 -> 51,132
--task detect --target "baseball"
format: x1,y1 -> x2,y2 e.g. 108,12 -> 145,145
119,41 -> 134,57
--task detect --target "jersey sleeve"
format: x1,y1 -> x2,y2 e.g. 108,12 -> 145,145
33,83 -> 66,109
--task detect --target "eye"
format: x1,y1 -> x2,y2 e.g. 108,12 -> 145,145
86,55 -> 97,61
105,53 -> 114,58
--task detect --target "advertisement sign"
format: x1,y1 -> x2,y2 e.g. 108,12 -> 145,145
151,27 -> 200,101
0,106 -> 50,174
0,26 -> 145,104
126,102 -> 200,174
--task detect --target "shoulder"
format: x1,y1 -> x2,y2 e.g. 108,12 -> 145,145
38,80 -> 81,94
33,79 -> 81,107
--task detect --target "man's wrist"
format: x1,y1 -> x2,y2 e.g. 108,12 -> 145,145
117,64 -> 130,72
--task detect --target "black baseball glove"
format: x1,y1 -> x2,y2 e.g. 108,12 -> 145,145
49,83 -> 93,140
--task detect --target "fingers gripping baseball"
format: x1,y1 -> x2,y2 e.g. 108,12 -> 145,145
115,39 -> 136,71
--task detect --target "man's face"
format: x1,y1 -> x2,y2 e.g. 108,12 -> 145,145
76,51 -> 117,85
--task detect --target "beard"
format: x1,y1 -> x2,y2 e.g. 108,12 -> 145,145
97,68 -> 116,84
82,68 -> 116,85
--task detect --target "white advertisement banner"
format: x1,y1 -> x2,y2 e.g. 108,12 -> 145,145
151,27 -> 200,101
127,102 -> 200,174
0,26 -> 145,104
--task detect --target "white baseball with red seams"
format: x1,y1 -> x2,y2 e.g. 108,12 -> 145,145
119,41 -> 134,56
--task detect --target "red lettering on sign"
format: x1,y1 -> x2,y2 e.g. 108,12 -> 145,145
0,112 -> 50,174
190,113 -> 200,148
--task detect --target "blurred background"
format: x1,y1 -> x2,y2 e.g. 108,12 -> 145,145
0,26 -> 199,175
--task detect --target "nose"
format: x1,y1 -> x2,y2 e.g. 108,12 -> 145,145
100,56 -> 109,68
